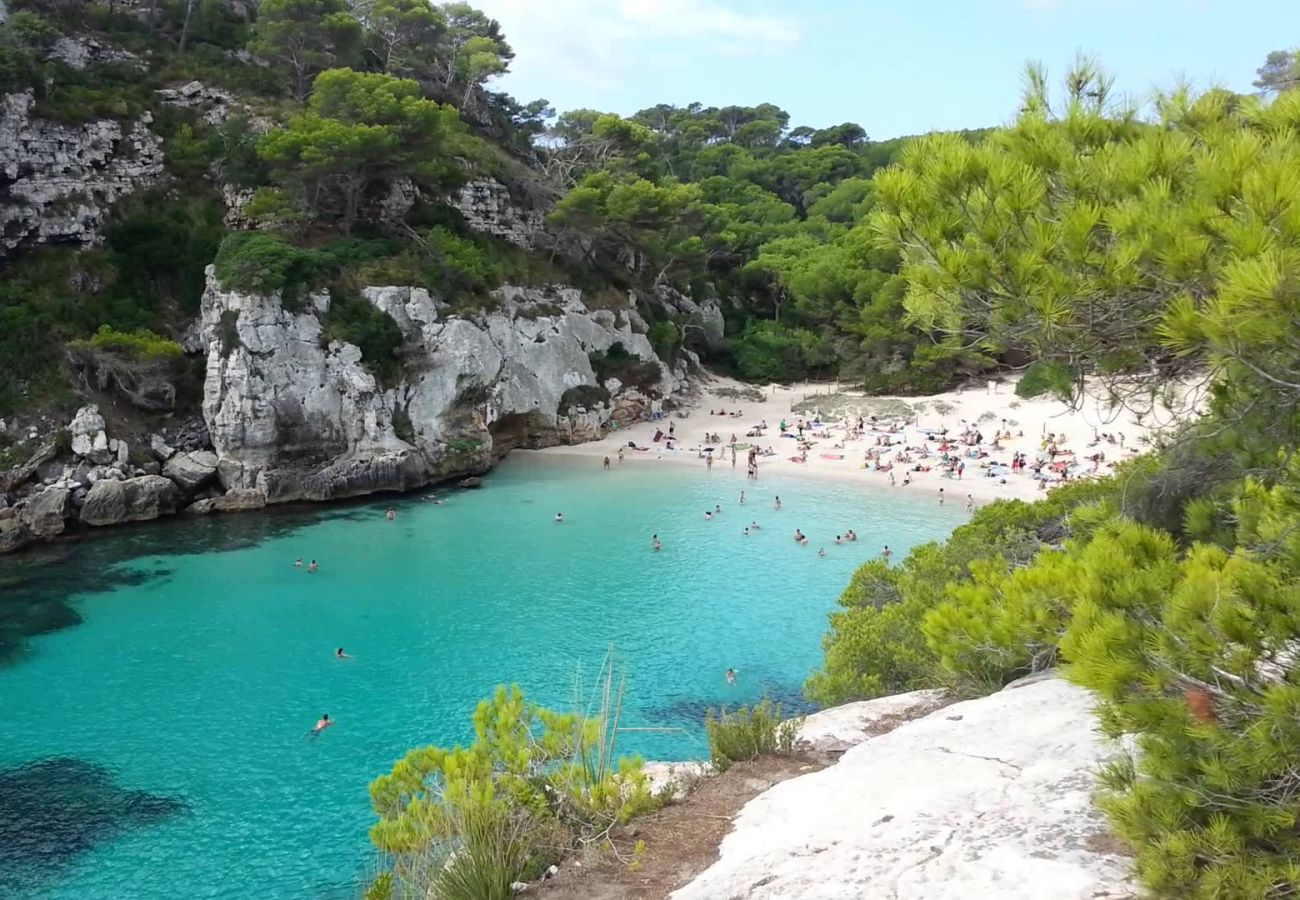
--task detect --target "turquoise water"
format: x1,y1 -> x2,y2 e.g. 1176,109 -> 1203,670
0,455 -> 961,899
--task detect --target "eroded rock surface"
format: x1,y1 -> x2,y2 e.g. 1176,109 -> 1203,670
199,272 -> 686,503
675,677 -> 1135,900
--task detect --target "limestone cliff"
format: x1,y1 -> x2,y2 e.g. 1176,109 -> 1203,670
0,91 -> 163,259
199,271 -> 689,503
675,676 -> 1135,899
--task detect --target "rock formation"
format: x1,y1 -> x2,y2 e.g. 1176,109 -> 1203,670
675,676 -> 1135,899
450,179 -> 548,249
198,272 -> 688,503
80,475 -> 178,527
0,91 -> 164,259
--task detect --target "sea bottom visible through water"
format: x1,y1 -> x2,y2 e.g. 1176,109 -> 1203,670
0,454 -> 963,899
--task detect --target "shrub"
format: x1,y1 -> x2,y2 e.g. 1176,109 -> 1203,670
369,684 -> 658,897
589,343 -> 661,393
212,231 -> 324,302
325,291 -> 405,385
67,325 -> 183,361
1015,361 -> 1077,400
648,320 -> 679,361
732,320 -> 829,383
704,699 -> 800,772
217,310 -> 241,357
558,384 -> 610,416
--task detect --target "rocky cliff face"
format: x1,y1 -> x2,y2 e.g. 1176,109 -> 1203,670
450,180 -> 548,249
199,271 -> 688,503
0,91 -> 164,259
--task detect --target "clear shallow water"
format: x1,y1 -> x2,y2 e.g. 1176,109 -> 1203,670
0,455 -> 962,899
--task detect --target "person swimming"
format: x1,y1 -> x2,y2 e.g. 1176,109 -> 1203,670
882,545 -> 893,559
774,495 -> 782,510
794,528 -> 807,544
835,535 -> 843,545
336,647 -> 352,659
386,507 -> 396,520
750,521 -> 761,530
818,548 -> 827,557
714,504 -> 722,515
555,512 -> 564,523
704,510 -> 713,520
308,560 -> 318,572
294,558 -> 303,568
743,527 -> 750,536
652,534 -> 662,551
310,713 -> 334,737
726,668 -> 737,685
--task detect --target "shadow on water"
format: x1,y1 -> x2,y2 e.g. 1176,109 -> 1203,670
0,502 -> 350,666
646,682 -> 820,731
0,757 -> 186,896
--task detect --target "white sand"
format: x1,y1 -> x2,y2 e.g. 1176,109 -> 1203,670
532,374 -> 1189,508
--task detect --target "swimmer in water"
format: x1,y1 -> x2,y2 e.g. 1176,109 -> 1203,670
310,713 -> 334,737
336,647 -> 352,659
651,534 -> 662,551
739,490 -> 746,504
386,507 -> 396,520
726,668 -> 737,685
743,527 -> 750,536
555,512 -> 564,523
294,558 -> 303,568
308,560 -> 318,573
704,510 -> 713,520
835,535 -> 843,545
774,495 -> 782,511
714,504 -> 722,515
818,548 -> 827,557
882,545 -> 893,560
750,521 -> 761,530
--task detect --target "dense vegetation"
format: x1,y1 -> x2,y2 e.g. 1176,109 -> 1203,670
813,60 -> 1300,897
6,2 -> 1300,892
0,0 -> 999,418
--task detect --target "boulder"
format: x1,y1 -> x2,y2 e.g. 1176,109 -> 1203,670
796,689 -> 948,753
18,486 -> 70,537
149,434 -> 176,461
79,475 -> 178,526
185,487 -> 267,515
163,450 -> 218,492
458,476 -> 483,489
0,517 -> 34,554
69,405 -> 112,464
674,677 -> 1135,900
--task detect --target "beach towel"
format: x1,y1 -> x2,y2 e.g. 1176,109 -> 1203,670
820,453 -> 844,460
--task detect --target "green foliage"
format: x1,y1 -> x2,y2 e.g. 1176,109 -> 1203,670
704,699 -> 800,772
558,384 -> 610,416
732,320 -> 832,383
248,0 -> 362,101
258,67 -> 476,230
217,310 -> 241,358
369,683 -> 656,896
424,225 -> 503,294
213,231 -> 324,301
67,325 -> 183,361
1015,361 -> 1077,401
588,343 -> 661,394
325,290 -> 405,384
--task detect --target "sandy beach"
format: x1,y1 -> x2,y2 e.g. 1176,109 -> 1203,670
534,374 -> 1191,508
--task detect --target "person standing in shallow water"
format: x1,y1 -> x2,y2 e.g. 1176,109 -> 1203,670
308,560 -> 318,572
726,668 -> 737,685
555,512 -> 564,523
386,507 -> 396,520
603,456 -> 610,469
651,534 -> 661,551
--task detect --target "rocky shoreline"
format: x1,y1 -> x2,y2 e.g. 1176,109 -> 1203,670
0,273 -> 704,555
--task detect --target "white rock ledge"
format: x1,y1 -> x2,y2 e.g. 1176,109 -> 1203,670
674,676 -> 1135,900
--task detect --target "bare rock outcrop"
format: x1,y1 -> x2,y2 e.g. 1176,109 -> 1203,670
0,91 -> 164,258
675,676 -> 1135,900
79,475 -> 179,527
198,272 -> 686,504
